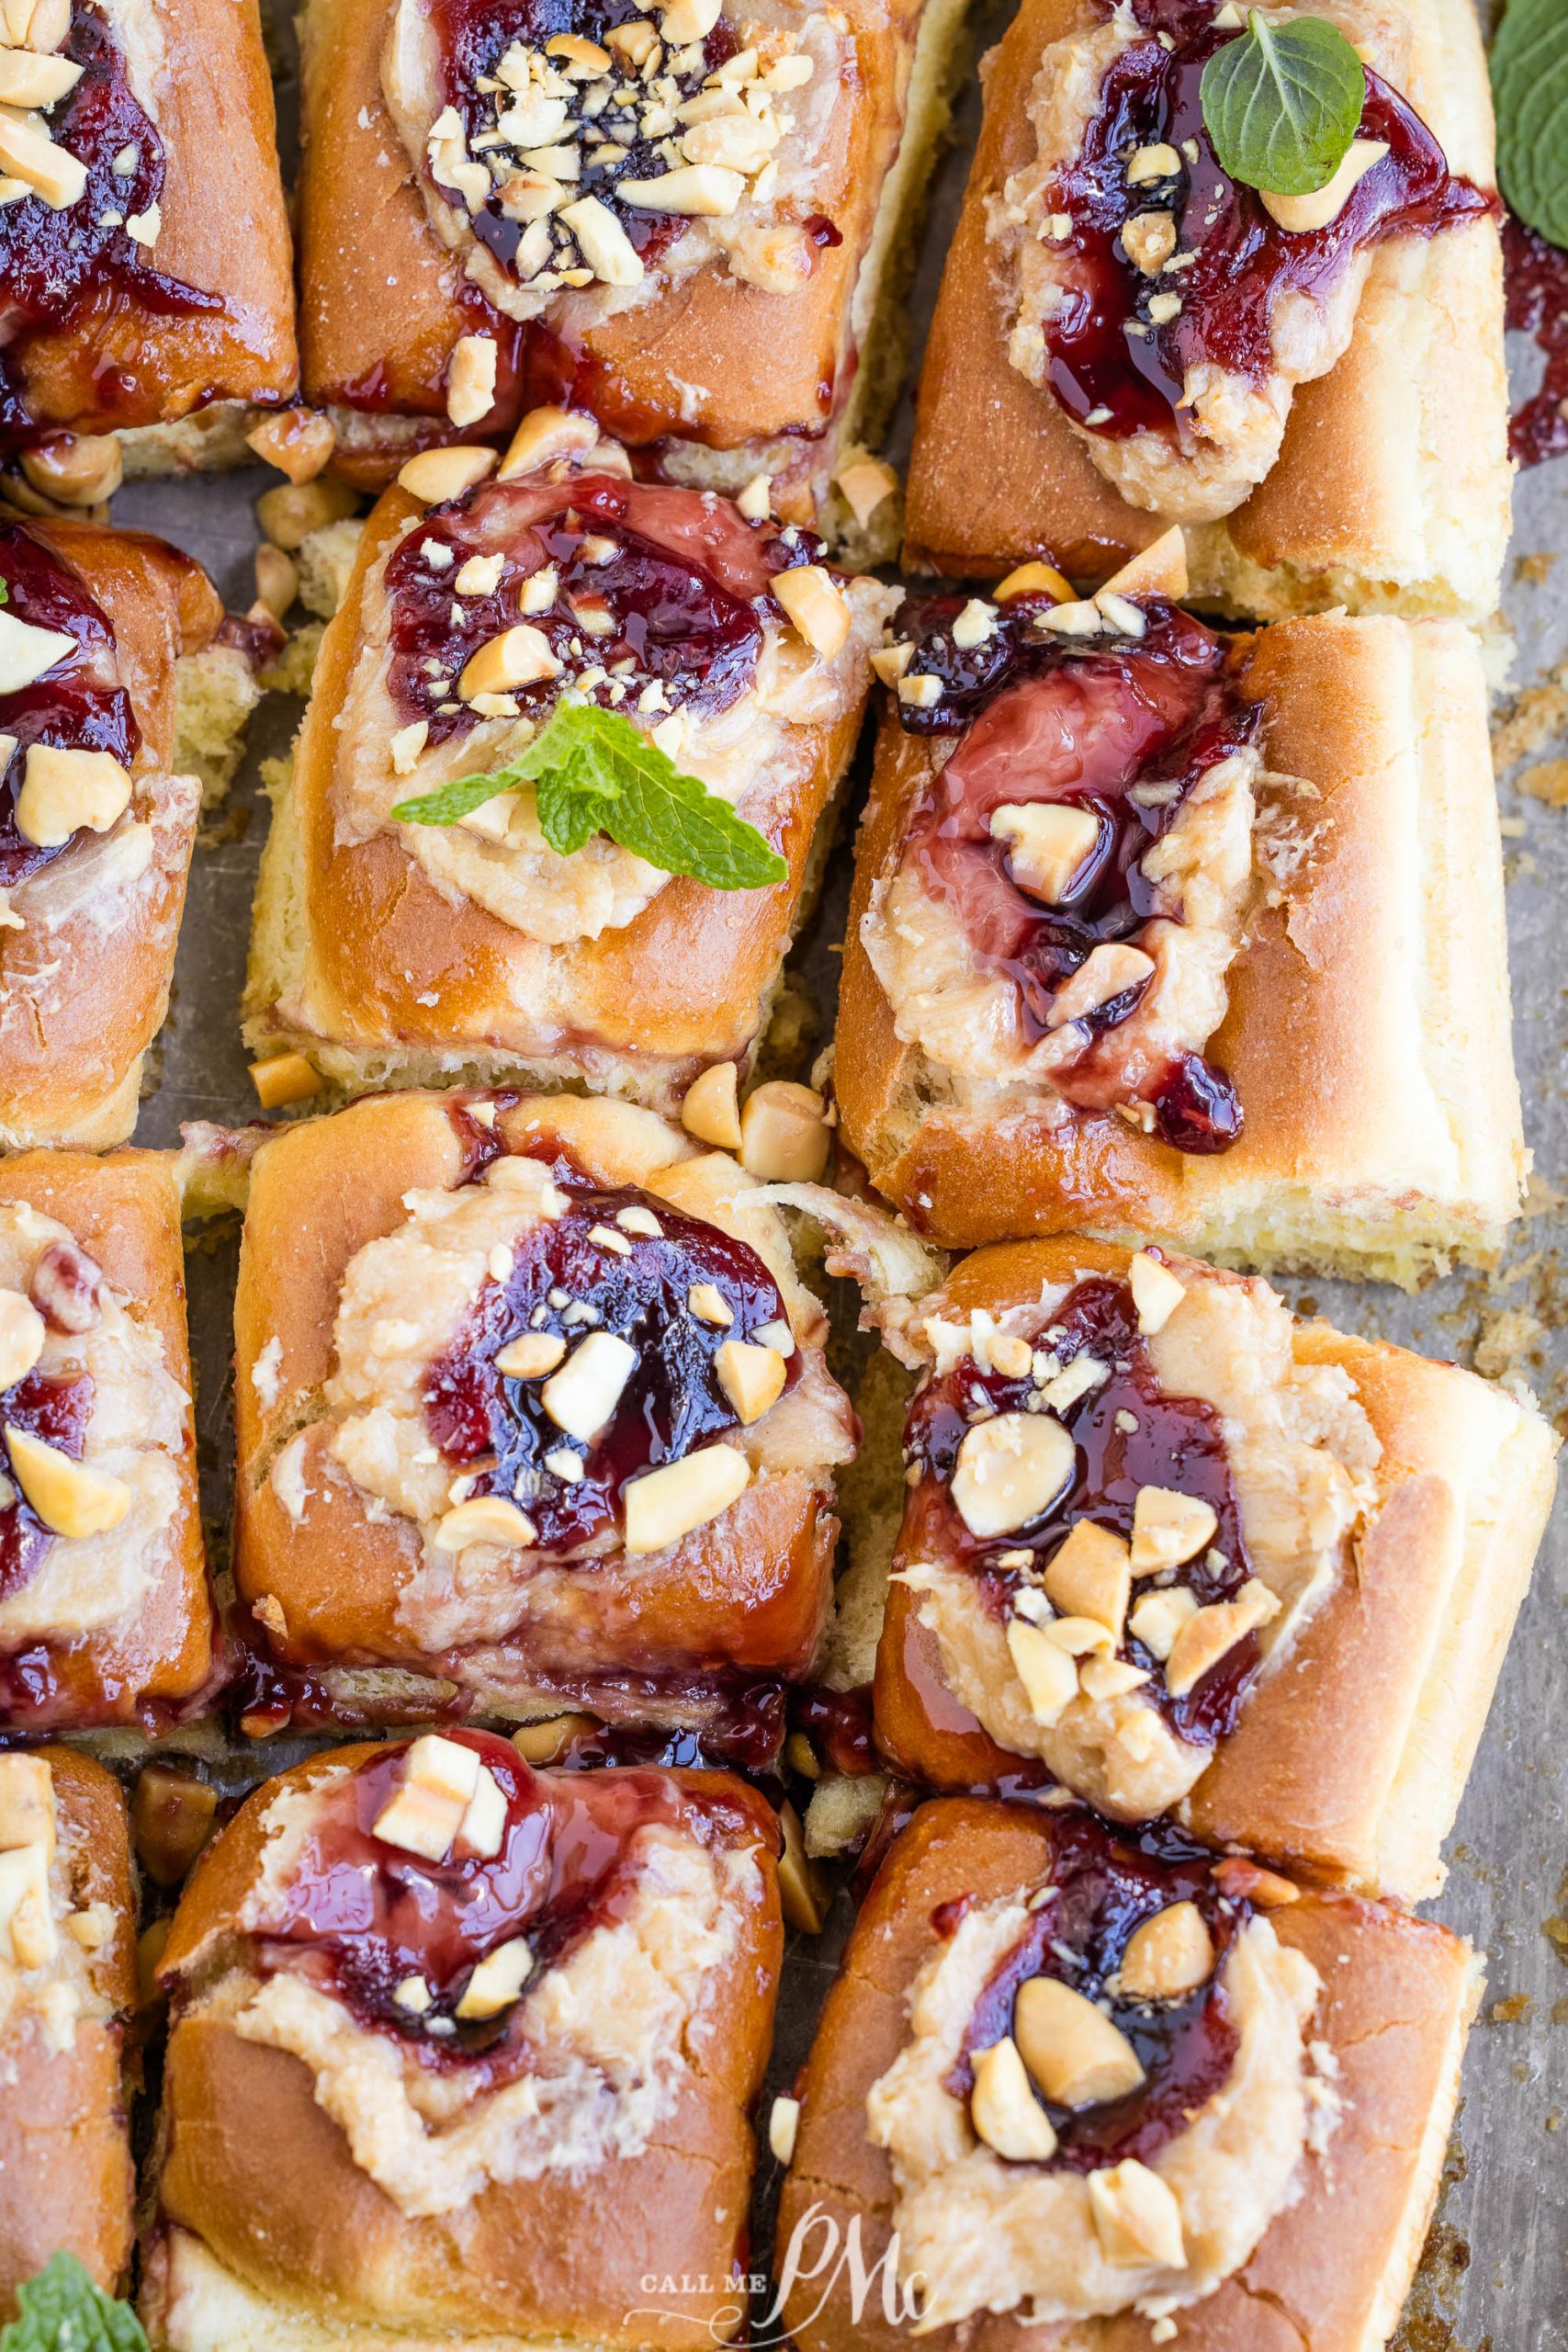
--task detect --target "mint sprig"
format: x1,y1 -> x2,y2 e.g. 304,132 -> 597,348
1492,0 -> 1568,250
0,2254 -> 148,2352
391,702 -> 788,892
1200,11 -> 1366,198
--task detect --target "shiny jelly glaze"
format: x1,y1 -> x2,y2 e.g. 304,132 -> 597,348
1505,216 -> 1568,469
432,0 -> 741,279
893,593 -> 1255,1152
423,1153 -> 799,1552
1043,0 -> 1493,442
0,521 -> 140,888
0,7 -> 217,446
903,1271 -> 1258,1749
248,1728 -> 767,2063
0,1367 -> 94,1602
943,1809 -> 1244,2172
384,472 -> 818,744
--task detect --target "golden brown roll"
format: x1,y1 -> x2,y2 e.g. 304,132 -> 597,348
0,0 -> 297,481
0,514 -> 226,1148
231,1088 -> 866,1749
244,415 -> 896,1109
0,1148 -> 210,1732
0,1747 -> 138,2322
294,0 -> 967,524
777,1796 -> 1481,2352
141,1733 -> 783,2349
834,539 -> 1524,1283
866,1238 -> 1556,1901
903,0 -> 1509,622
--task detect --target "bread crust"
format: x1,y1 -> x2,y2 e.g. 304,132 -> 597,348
297,0 -> 924,494
870,1239 -> 1556,1899
834,613 -> 1525,1283
9,0 -> 296,439
0,1149 -> 210,1730
902,0 -> 1509,621
148,1745 -> 782,2349
0,517 -> 223,1148
0,1748 -> 137,2322
779,1796 -> 1481,2352
244,487 -> 867,1102
231,1091 -> 840,1728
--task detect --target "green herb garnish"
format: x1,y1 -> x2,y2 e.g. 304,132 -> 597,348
1492,0 -> 1568,251
0,2254 -> 149,2352
1200,10 -> 1366,197
391,702 -> 788,892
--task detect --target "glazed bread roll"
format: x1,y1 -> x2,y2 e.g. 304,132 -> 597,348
141,1734 -> 783,2349
244,414 -> 896,1110
834,537 -> 1525,1283
0,514 -> 227,1149
904,0 -> 1509,621
778,1796 -> 1481,2352
0,1148 -> 209,1734
0,1748 -> 138,2322
0,0 -> 296,485
295,0 -> 968,528
869,1238 -> 1557,1901
231,1088 -> 875,1752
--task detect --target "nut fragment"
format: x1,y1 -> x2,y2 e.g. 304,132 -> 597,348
497,404 -> 601,481
0,1755 -> 54,1857
989,801 -> 1100,904
687,1283 -> 733,1329
398,445 -> 499,503
1041,1614 -> 1115,1657
1089,2159 -> 1186,2267
0,46 -> 79,103
245,407 -> 336,484
0,607 -> 73,694
540,1330 -> 637,1441
771,564 -> 851,660
255,477 -> 359,549
495,1331 -> 568,1379
623,1443 -> 750,1555
1046,942 -> 1155,1028
834,454 -> 897,528
681,1061 -> 742,1148
1005,1618 -> 1077,1726
715,1338 -> 787,1425
660,0 -> 722,40
994,560 -> 1075,603
6,1424 -> 130,1538
1260,140 -> 1388,233
1127,1584 -> 1199,1661
15,744 -> 131,847
434,1494 -> 538,1552
457,1936 -> 535,2019
446,334 -> 499,429
1211,1855 -> 1299,1908
254,542 -> 299,620
0,107 -> 86,207
778,1798 -> 829,1933
971,2034 -> 1058,2161
1164,1578 -> 1279,1696
18,432 -> 121,505
1042,1520 -> 1131,1638
459,624 -> 561,698
0,1288 -> 45,1392
951,1413 -> 1075,1540
0,1842 -> 53,1970
1129,1486 -> 1219,1576
372,1735 -> 483,1861
739,1081 -> 829,1182
1014,1974 -> 1145,2107
131,1764 -> 218,1890
1122,209 -> 1177,274
248,1053 -> 321,1110
1128,1251 -> 1185,1335
1126,141 -> 1181,185
558,193 -> 645,286
1116,1901 -> 1214,2001
513,1713 -> 596,1764
616,162 -> 744,215
768,2094 -> 800,2164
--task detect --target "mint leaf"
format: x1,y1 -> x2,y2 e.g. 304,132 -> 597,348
392,702 -> 787,892
0,2254 -> 148,2352
1492,0 -> 1568,249
1201,11 -> 1365,198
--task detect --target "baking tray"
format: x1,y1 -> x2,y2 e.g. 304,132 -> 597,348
100,0 -> 1568,2340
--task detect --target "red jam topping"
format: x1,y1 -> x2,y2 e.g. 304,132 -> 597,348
431,0 -> 742,285
1044,0 -> 1493,444
944,1810 -> 1244,2171
247,1729 -> 769,2066
0,7 -> 217,447
892,592 -> 1255,1152
423,1152 -> 799,1553
0,522 -> 140,888
0,1368 -> 94,1602
384,472 -> 820,746
1505,216 -> 1568,469
904,1272 -> 1258,1751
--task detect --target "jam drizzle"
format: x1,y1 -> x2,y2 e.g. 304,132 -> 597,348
0,521 -> 140,888
0,1368 -> 94,1603
423,1152 -> 799,1553
1042,0 -> 1494,445
943,1809 -> 1244,2173
890,592 -> 1255,1152
904,1272 -> 1258,1750
245,1729 -> 770,2069
1505,215 -> 1568,469
0,7 -> 219,447
384,472 -> 820,746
